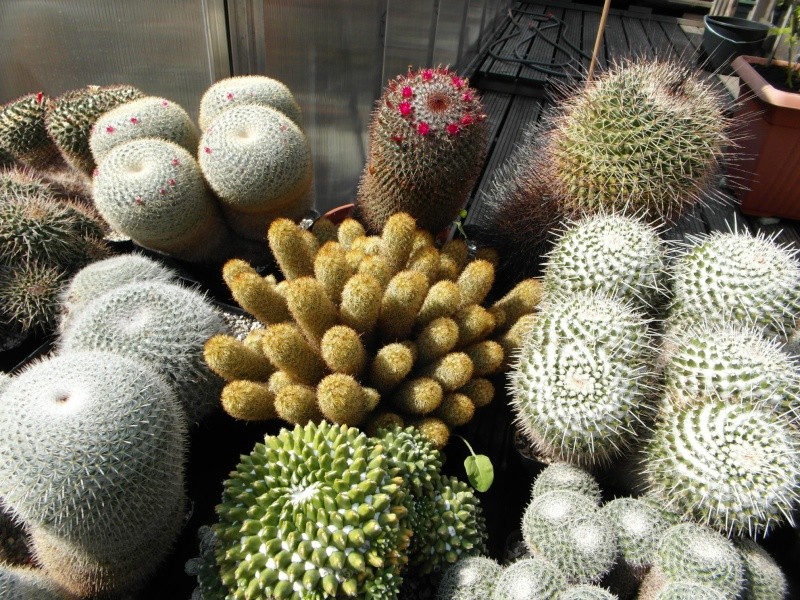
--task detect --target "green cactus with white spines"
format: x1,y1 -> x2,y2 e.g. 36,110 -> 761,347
436,556 -> 502,600
0,565 -> 68,600
544,214 -> 669,312
491,557 -> 568,600
198,104 -> 313,240
643,398 -> 800,538
0,351 -> 187,598
374,425 -> 443,498
510,292 -> 657,467
562,585 -> 618,600
521,490 -> 619,585
736,539 -> 788,600
530,463 -> 603,504
45,84 -> 145,173
198,75 -> 303,130
90,96 -> 199,163
0,93 -> 62,169
60,280 -> 228,423
649,582 -> 728,600
0,261 -> 67,333
356,67 -> 489,234
600,497 -> 676,574
93,137 -> 229,263
668,231 -> 800,340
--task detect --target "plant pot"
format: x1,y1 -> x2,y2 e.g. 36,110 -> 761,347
702,16 -> 770,74
321,202 -> 355,224
731,56 -> 800,220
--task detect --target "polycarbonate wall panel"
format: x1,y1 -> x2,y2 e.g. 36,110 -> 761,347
0,0 -> 229,120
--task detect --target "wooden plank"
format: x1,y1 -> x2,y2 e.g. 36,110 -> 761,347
622,15 -> 656,59
663,204 -> 708,243
582,9 -> 605,72
603,14 -> 631,63
640,18 -> 679,59
746,217 -> 800,251
477,6 -> 522,78
561,4 -> 590,71
658,20 -> 698,61
518,6 -> 568,84
487,3 -> 546,80
700,194 -> 750,235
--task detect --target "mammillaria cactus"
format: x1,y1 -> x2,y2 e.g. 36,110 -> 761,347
562,585 -> 619,600
735,539 -> 788,600
643,398 -> 800,538
60,280 -> 229,423
668,231 -> 800,340
0,351 -> 188,598
356,67 -> 488,234
45,84 -> 144,173
0,261 -> 67,333
530,463 -> 602,504
436,556 -> 502,600
647,582 -> 728,600
90,96 -> 199,163
93,137 -> 230,262
0,565 -> 68,600
0,166 -> 57,200
490,557 -> 568,600
510,292 -> 657,467
198,75 -> 303,130
198,104 -> 313,240
601,498 -> 676,576
0,93 -> 61,169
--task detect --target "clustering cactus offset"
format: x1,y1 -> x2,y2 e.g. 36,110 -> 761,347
530,463 -> 602,504
600,497 -> 676,574
60,280 -> 229,423
735,539 -> 788,600
561,585 -> 618,600
198,75 -> 303,130
510,292 -> 656,468
436,556 -> 502,600
668,231 -> 800,340
93,137 -> 230,262
356,67 -> 488,234
210,212 -> 541,447
198,104 -> 313,240
0,351 -> 187,598
643,398 -> 800,538
0,261 -> 67,332
45,84 -> 144,173
90,95 -> 199,163
0,565 -> 67,600
0,93 -> 62,169
490,557 -> 568,600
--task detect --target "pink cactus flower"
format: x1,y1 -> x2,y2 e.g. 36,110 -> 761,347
417,122 -> 430,136
399,101 -> 412,117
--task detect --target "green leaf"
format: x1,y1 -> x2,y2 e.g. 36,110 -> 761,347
464,454 -> 494,492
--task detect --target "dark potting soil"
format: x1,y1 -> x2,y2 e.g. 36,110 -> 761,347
752,62 -> 800,94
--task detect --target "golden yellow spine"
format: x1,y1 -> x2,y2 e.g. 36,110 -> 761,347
365,411 -> 405,436
317,373 -> 369,426
204,334 -> 274,382
438,238 -> 469,280
314,241 -> 352,305
367,342 -> 416,393
337,218 -> 366,249
490,278 -> 543,330
463,340 -> 505,377
320,325 -> 367,376
391,377 -> 443,415
457,378 -> 494,408
227,271 -> 291,325
221,380 -> 277,421
454,304 -> 496,347
267,218 -> 315,280
357,255 -> 392,289
457,259 -> 495,308
339,273 -> 383,335
423,352 -> 474,391
499,313 -> 539,367
411,417 -> 450,449
378,271 -> 429,341
267,370 -> 296,395
261,323 -> 326,385
380,212 -> 417,275
406,245 -> 441,284
285,276 -> 340,346
416,280 -> 461,326
311,216 -> 338,244
435,393 -> 476,428
274,383 -> 323,425
415,317 -> 459,365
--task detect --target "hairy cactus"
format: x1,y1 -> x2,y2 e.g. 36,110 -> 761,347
562,585 -> 618,600
0,261 -> 67,332
198,104 -> 313,240
60,280 -> 229,423
93,138 -> 230,262
668,231 -> 800,340
648,582 -> 728,600
600,497 -> 676,574
436,556 -> 502,600
0,166 -> 57,201
0,351 -> 187,598
510,292 -> 657,467
45,84 -> 144,173
0,93 -> 61,169
0,565 -> 68,600
643,399 -> 800,538
198,75 -> 303,130
530,463 -> 602,504
90,96 -> 199,163
490,557 -> 567,600
521,490 -> 619,584
736,539 -> 788,600
356,67 -> 488,234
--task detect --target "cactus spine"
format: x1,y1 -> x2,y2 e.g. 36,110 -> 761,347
198,75 -> 303,130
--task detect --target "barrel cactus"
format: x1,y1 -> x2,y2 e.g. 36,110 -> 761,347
0,351 -> 188,598
0,565 -> 67,600
0,93 -> 61,169
90,95 -> 199,163
491,557 -> 568,600
356,67 -> 488,234
436,556 -> 502,600
0,261 -> 67,333
736,538 -> 788,600
198,104 -> 313,240
561,585 -> 618,600
93,137 -> 230,262
530,463 -> 602,504
198,75 -> 303,130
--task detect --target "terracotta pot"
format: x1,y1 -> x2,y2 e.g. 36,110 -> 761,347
731,56 -> 800,219
321,203 -> 355,225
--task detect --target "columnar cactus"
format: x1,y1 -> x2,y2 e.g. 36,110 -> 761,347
0,93 -> 61,169
198,104 -> 313,240
436,556 -> 503,600
93,138 -> 230,262
356,67 -> 488,234
198,75 -> 303,130
490,558 -> 568,600
0,351 -> 188,598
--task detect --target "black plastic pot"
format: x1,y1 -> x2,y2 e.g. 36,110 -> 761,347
701,15 -> 770,73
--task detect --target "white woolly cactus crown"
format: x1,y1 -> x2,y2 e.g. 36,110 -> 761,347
198,75 -> 303,130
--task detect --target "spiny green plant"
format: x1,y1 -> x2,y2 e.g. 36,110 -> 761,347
646,582 -> 728,600
45,84 -> 144,173
735,538 -> 788,600
93,137 -> 230,262
0,565 -> 68,600
0,261 -> 67,333
668,230 -> 800,340
0,93 -> 62,169
356,67 -> 488,234
198,75 -> 303,130
90,95 -> 198,163
0,351 -> 187,598
490,557 -> 568,600
561,585 -> 618,600
436,556 -> 502,600
643,398 -> 800,538
198,104 -> 313,240
0,166 -> 57,201
530,463 -> 602,504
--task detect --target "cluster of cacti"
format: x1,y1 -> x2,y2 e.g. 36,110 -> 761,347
191,421 -> 486,599
474,58 -> 730,277
0,93 -> 63,170
0,565 -> 67,600
356,66 -> 489,234
198,75 -> 303,130
206,211 -> 542,448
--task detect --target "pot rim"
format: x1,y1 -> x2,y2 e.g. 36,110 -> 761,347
731,55 -> 800,110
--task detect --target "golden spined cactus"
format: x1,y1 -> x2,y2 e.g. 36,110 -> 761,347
459,378 -> 495,409
464,341 -> 505,377
412,417 -> 451,449
379,271 -> 429,341
267,370 -> 296,395
381,211 -> 417,274
357,255 -> 393,288
423,352 -> 474,392
267,217 -> 315,280
416,317 -> 460,364
317,373 -> 370,425
454,305 -> 496,347
337,217 -> 366,249
417,280 -> 461,326
366,412 -> 405,436
285,276 -> 339,345
436,393 -> 476,428
340,273 -> 384,335
310,216 -> 338,244
221,380 -> 276,421
320,325 -> 366,376
490,278 -> 544,330
499,313 -> 539,366
368,342 -> 417,392
274,383 -> 323,425
393,377 -> 444,415
439,238 -> 470,280
457,259 -> 495,308
313,241 -> 351,304
407,244 -> 441,283
204,334 -> 275,382
261,323 -> 326,384
222,259 -> 290,325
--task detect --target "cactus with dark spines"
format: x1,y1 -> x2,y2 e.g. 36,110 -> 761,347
356,67 -> 488,234
0,351 -> 187,598
44,84 -> 144,173
0,262 -> 66,333
60,280 -> 229,423
530,463 -> 602,504
436,556 -> 502,600
198,75 -> 303,130
491,557 -> 568,600
90,95 -> 198,163
93,138 -> 230,263
0,93 -> 62,169
736,539 -> 788,600
0,565 -> 69,600
198,104 -> 313,239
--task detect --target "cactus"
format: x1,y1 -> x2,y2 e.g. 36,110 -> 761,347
668,231 -> 800,340
436,556 -> 502,600
0,351 -> 187,598
543,214 -> 669,311
510,292 -> 657,467
561,585 -> 618,600
45,84 -> 145,173
600,497 -> 676,574
355,67 -> 488,234
0,166 -> 57,201
490,557 -> 568,600
644,398 -> 800,538
735,539 -> 788,600
0,565 -> 68,600
93,138 -> 230,262
60,280 -> 229,423
648,582 -> 728,600
198,75 -> 303,130
530,463 -> 602,504
0,93 -> 62,169
0,261 -> 67,333
373,425 -> 443,498
90,96 -> 199,163
198,104 -> 313,240
521,490 -> 619,584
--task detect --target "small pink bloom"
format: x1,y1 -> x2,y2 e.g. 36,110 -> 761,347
162,100 -> 169,106
226,92 -> 234,100
398,101 -> 412,117
422,69 -> 433,81
159,188 -> 166,195
106,125 -> 115,134
171,158 -> 180,166
168,178 -> 176,186
417,122 -> 430,136
35,92 -> 44,104
130,117 -> 139,124
451,76 -> 464,89
462,92 -> 473,102
446,123 -> 460,135
134,196 -> 143,205
204,147 -> 212,154
402,86 -> 413,98
92,168 -> 100,177
391,134 -> 404,144
460,114 -> 474,126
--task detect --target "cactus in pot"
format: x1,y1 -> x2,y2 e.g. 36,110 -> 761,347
198,75 -> 303,130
